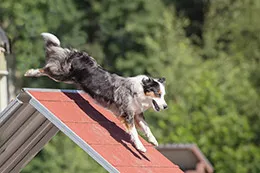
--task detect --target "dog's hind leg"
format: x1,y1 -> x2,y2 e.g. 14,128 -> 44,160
24,68 -> 47,77
135,113 -> 158,146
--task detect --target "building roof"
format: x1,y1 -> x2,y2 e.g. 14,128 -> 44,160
0,88 -> 183,173
157,144 -> 213,173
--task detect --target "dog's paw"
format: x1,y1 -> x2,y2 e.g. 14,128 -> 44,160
132,140 -> 147,153
136,145 -> 147,153
24,69 -> 39,77
148,136 -> 158,147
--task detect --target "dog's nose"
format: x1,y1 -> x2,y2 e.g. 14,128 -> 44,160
163,105 -> 168,109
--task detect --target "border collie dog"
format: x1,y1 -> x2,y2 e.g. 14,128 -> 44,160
25,33 -> 167,152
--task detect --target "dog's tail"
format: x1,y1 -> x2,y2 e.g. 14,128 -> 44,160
41,33 -> 60,47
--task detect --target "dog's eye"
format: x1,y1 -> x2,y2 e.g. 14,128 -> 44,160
155,92 -> 161,97
156,91 -> 162,97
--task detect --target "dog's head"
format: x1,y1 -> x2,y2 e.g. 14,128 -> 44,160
142,77 -> 167,112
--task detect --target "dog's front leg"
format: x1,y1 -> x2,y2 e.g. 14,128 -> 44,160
123,114 -> 147,153
135,113 -> 158,146
128,124 -> 147,153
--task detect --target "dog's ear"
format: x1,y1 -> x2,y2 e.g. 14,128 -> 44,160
142,77 -> 155,93
158,77 -> 166,85
142,77 -> 153,86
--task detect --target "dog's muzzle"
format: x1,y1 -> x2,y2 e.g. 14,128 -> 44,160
152,100 -> 160,111
152,100 -> 168,112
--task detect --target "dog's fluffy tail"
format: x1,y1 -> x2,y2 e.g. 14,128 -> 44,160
41,33 -> 60,47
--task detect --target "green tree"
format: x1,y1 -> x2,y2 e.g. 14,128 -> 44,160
0,0 -> 87,92
1,0 -> 260,172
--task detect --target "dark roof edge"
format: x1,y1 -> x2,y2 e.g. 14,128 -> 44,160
157,143 -> 197,150
157,144 -> 214,172
21,88 -> 119,173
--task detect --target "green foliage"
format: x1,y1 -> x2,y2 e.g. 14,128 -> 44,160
1,0 -> 105,172
1,0 -> 260,173
0,0 -> 87,92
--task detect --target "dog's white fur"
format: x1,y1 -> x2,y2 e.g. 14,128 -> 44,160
41,32 -> 60,46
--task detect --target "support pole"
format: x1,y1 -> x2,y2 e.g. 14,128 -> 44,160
0,48 -> 9,111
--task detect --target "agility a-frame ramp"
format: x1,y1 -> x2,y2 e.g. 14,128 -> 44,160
0,88 -> 183,173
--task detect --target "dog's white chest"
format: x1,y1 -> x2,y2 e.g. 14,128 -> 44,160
132,95 -> 151,114
140,102 -> 150,111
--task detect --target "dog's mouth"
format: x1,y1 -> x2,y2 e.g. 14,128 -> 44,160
152,100 -> 160,112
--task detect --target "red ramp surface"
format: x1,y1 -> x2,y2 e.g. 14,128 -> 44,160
3,89 -> 183,173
